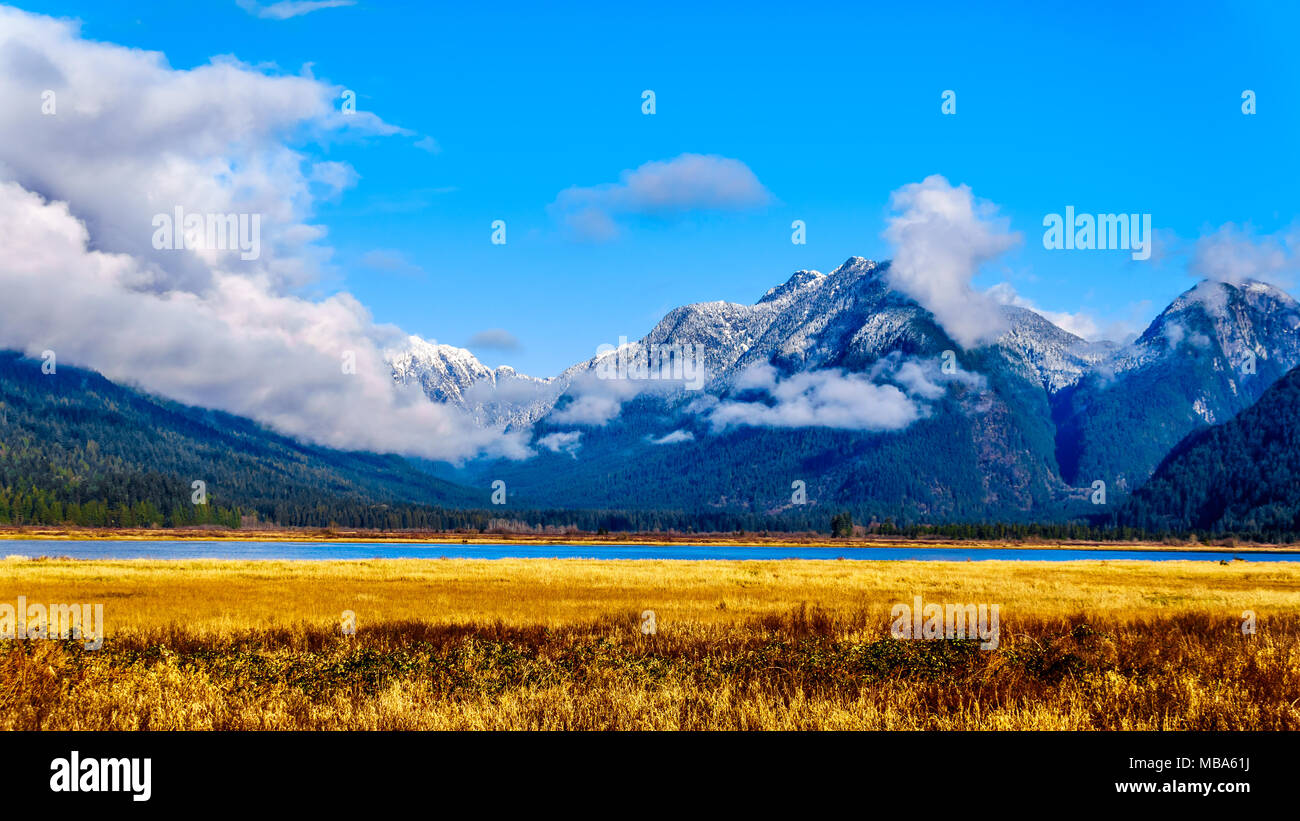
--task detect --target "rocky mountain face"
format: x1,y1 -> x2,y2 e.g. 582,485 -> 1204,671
388,259 -> 1300,520
1051,279 -> 1300,491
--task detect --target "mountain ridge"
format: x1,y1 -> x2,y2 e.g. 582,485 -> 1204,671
394,259 -> 1300,521
8,256 -> 1293,528
1119,363 -> 1300,538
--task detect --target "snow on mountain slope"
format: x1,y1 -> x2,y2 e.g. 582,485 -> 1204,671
1117,279 -> 1300,378
1051,277 -> 1300,487
381,264 -> 1300,519
388,337 -> 493,406
387,336 -> 560,429
589,258 -> 931,387
386,256 -> 1129,429
387,262 -> 1300,446
995,306 -> 1118,393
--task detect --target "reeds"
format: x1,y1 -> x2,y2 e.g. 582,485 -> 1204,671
2,557 -> 1297,730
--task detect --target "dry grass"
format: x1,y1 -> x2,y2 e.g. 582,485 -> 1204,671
2,557 -> 1299,730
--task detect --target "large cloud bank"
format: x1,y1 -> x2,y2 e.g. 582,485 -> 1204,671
0,7 -> 527,461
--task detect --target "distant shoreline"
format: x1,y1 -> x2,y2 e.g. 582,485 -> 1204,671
1,526 -> 1296,554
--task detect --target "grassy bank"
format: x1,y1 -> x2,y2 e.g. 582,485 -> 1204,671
1,525 -> 1295,551
2,558 -> 1299,729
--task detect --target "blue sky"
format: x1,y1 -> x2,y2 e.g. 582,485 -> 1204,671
18,0 -> 1300,377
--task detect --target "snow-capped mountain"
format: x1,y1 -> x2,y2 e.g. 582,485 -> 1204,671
391,257 -> 1136,413
635,258 -> 933,382
1125,279 -> 1300,379
387,336 -> 560,429
397,258 -> 1298,426
389,337 -> 495,405
603,258 -> 962,385
995,306 -> 1117,393
390,258 -> 1300,520
1053,277 -> 1300,487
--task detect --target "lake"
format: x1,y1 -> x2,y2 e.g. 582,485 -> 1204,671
1,539 -> 1297,562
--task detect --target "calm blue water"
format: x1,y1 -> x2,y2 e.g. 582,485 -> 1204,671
1,539 -> 1296,562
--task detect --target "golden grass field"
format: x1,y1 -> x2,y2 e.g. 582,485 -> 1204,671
2,556 -> 1299,730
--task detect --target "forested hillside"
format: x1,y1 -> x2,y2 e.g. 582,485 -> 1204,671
0,351 -> 477,527
5,346 -> 1295,541
1119,365 -> 1300,540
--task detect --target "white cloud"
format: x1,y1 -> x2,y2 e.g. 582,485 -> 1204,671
699,355 -> 983,433
549,345 -> 705,426
413,136 -> 441,154
309,160 -> 360,196
883,175 -> 1020,349
237,0 -> 356,20
1188,223 -> 1297,288
462,372 -> 556,408
0,8 -> 399,293
0,182 -> 528,462
871,354 -> 985,399
550,153 -> 771,241
467,328 -> 521,351
705,365 -> 921,432
0,8 -> 524,463
549,376 -> 643,425
360,249 -> 425,278
646,430 -> 695,445
988,282 -> 1104,341
550,396 -> 623,426
1162,319 -> 1211,350
537,431 -> 583,457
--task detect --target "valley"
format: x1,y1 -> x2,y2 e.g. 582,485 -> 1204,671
4,258 -> 1300,540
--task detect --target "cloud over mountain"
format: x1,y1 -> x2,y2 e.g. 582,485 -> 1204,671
1189,223 -> 1298,288
695,355 -> 981,433
0,7 -> 525,462
883,175 -> 1020,348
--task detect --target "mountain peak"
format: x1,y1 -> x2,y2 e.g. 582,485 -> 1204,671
388,336 -> 493,406
757,268 -> 826,304
755,258 -> 885,306
1164,278 -> 1298,320
391,335 -> 479,364
830,256 -> 881,277
1132,278 -> 1300,358
1238,278 -> 1297,299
